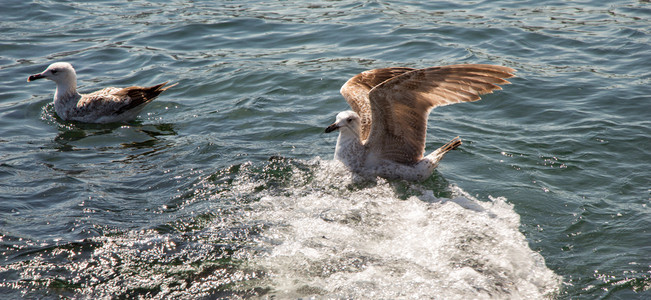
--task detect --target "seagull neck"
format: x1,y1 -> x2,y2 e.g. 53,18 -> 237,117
334,130 -> 364,165
53,80 -> 80,104
52,79 -> 81,120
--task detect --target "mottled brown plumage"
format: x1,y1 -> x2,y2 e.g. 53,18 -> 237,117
28,62 -> 177,123
326,64 -> 515,180
112,82 -> 175,115
340,64 -> 515,164
340,67 -> 415,141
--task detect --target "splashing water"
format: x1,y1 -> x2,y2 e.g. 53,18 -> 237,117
0,158 -> 561,298
243,158 -> 561,298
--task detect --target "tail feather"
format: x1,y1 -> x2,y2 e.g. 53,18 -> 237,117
437,136 -> 462,154
426,136 -> 462,163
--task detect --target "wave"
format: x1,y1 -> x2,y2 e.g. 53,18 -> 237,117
243,158 -> 561,298
0,157 -> 561,298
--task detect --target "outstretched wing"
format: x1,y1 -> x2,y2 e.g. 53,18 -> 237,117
340,67 -> 415,141
364,64 -> 515,164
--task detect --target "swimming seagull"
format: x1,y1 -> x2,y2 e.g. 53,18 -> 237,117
27,62 -> 176,123
325,64 -> 515,181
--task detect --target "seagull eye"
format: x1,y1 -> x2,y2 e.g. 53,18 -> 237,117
347,118 -> 352,123
51,69 -> 58,74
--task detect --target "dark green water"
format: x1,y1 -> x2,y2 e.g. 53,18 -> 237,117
1,0 -> 649,298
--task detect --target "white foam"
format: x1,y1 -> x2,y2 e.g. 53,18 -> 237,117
243,159 -> 561,298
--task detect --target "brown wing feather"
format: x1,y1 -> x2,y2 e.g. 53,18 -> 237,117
340,67 -> 415,141
113,82 -> 176,115
365,64 -> 515,164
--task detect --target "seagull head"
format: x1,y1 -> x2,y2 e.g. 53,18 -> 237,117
27,62 -> 77,86
325,110 -> 362,137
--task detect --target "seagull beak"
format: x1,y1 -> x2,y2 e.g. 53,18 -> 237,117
325,123 -> 339,133
27,73 -> 46,82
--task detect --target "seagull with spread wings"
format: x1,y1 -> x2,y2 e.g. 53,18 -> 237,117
28,62 -> 176,123
325,64 -> 515,181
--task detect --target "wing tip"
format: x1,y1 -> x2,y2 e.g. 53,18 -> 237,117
156,81 -> 178,92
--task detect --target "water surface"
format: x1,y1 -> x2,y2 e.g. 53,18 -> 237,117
0,0 -> 649,298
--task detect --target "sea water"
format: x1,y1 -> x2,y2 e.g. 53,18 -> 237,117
0,0 -> 649,298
